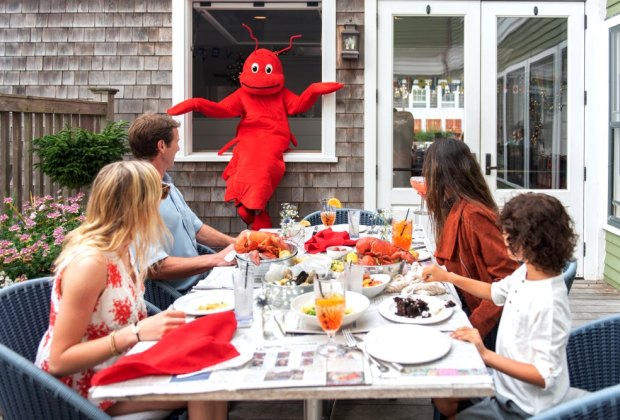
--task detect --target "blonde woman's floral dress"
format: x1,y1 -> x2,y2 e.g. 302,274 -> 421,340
35,254 -> 147,410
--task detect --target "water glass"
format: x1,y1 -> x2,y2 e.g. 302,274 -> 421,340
344,263 -> 363,294
232,270 -> 254,327
347,209 -> 361,239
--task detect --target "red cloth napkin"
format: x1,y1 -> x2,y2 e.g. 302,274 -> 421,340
92,311 -> 239,386
304,228 -> 357,254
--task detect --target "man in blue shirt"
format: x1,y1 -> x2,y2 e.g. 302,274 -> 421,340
128,113 -> 236,292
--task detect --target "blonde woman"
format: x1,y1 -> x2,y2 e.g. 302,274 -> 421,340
35,161 -> 226,419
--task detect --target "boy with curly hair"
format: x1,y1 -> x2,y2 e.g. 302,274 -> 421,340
422,192 -> 578,419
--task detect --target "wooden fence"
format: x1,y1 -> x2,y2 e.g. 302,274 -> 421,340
0,88 -> 117,210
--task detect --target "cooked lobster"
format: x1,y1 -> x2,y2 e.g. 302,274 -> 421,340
234,230 -> 291,265
355,237 -> 415,265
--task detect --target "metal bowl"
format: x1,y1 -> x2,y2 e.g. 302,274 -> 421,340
235,243 -> 298,285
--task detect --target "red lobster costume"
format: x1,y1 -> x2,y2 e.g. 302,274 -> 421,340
168,25 -> 343,230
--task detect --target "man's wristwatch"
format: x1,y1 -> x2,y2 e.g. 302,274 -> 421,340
131,322 -> 141,342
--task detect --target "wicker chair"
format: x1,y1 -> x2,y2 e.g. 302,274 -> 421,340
0,277 -> 163,420
302,208 -> 384,227
144,280 -> 183,311
530,383 -> 620,419
0,277 -> 111,420
563,259 -> 578,293
525,313 -> 620,419
565,313 -> 620,392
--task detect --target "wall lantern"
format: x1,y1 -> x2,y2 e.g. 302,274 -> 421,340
341,21 -> 360,60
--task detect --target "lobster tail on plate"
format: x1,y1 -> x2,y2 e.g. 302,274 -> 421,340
355,237 -> 415,265
234,230 -> 291,265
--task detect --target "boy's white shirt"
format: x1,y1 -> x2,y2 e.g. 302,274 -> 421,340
491,264 -> 571,415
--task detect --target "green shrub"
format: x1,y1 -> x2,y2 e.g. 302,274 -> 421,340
413,130 -> 456,143
32,121 -> 129,189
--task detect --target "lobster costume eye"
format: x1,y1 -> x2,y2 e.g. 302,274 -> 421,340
251,63 -> 259,73
265,64 -> 273,74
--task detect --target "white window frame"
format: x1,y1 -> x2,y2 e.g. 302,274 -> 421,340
171,1 -> 337,163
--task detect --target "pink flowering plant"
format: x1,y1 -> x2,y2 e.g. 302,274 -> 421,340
0,194 -> 85,285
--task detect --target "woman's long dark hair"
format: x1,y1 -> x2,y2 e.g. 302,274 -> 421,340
422,138 -> 497,244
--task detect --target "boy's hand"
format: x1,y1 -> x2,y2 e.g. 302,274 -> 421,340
422,264 -> 449,283
451,326 -> 489,360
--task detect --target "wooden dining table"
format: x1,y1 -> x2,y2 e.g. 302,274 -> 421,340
90,224 -> 494,420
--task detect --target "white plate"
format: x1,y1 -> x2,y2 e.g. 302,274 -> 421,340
173,290 -> 235,316
378,295 -> 454,325
416,249 -> 432,262
175,333 -> 255,378
330,224 -> 349,233
329,224 -> 368,234
364,324 -> 451,364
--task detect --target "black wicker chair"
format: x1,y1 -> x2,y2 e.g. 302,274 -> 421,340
144,280 -> 183,310
0,277 -> 111,420
302,208 -> 384,227
531,313 -> 620,419
0,277 -> 164,420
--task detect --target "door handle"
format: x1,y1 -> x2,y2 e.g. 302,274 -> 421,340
485,153 -> 499,176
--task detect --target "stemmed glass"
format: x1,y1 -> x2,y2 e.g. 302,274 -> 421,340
314,278 -> 346,357
320,199 -> 336,229
410,177 -> 428,216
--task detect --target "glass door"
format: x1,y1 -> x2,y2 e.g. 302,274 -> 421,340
480,2 -> 584,265
377,1 -> 480,207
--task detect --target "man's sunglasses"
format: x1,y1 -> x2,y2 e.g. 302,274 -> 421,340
161,183 -> 171,200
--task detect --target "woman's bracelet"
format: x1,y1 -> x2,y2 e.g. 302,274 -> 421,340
109,330 -> 121,356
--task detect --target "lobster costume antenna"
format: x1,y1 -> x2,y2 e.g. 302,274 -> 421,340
242,23 -> 259,52
275,34 -> 302,55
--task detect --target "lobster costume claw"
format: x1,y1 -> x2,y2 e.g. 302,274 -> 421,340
167,24 -> 343,229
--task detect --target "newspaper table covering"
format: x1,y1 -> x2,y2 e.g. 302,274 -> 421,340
90,332 -> 370,400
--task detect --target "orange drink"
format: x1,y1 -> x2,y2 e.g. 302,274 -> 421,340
410,178 -> 427,196
320,211 -> 336,227
314,277 -> 346,357
392,219 -> 413,250
320,199 -> 336,228
315,294 -> 345,333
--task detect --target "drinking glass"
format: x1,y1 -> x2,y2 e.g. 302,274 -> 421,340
410,177 -> 428,216
392,215 -> 413,251
320,199 -> 336,228
314,278 -> 346,357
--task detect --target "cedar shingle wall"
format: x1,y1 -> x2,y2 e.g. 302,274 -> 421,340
0,0 -> 365,236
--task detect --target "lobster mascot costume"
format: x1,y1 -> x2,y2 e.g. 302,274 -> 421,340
168,25 -> 343,230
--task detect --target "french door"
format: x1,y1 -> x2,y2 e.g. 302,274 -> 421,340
377,0 -> 584,272
377,1 -> 481,207
480,2 -> 585,265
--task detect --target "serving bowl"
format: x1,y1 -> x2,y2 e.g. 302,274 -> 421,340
290,291 -> 370,328
235,243 -> 298,285
361,273 -> 390,298
326,245 -> 353,260
357,260 -> 404,278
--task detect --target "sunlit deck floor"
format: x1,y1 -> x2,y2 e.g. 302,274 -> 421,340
228,279 -> 620,420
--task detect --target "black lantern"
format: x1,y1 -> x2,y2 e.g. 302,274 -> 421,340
341,21 -> 360,60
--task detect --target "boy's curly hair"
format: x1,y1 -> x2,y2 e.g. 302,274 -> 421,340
500,193 -> 577,274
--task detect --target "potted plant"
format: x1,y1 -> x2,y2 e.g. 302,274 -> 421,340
32,121 -> 129,189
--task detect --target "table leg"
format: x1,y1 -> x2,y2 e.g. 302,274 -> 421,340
304,399 -> 323,420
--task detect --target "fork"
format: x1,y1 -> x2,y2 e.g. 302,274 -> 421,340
342,329 -> 389,373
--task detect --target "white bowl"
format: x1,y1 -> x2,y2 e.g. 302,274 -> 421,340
361,273 -> 390,298
358,260 -> 404,278
325,245 -> 353,260
291,291 -> 370,328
